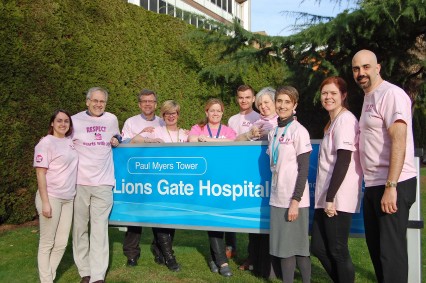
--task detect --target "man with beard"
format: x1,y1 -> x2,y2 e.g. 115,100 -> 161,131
352,50 -> 417,283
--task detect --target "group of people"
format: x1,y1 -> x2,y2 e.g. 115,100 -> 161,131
34,49 -> 417,283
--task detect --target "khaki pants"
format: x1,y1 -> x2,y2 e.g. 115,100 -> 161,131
36,191 -> 73,283
72,185 -> 113,282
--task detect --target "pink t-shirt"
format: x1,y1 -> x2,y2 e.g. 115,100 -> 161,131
71,111 -> 120,186
252,114 -> 278,140
315,111 -> 363,213
152,126 -> 188,143
359,81 -> 416,187
228,111 -> 260,135
121,114 -> 164,139
33,135 -> 78,200
189,124 -> 237,140
267,121 -> 312,208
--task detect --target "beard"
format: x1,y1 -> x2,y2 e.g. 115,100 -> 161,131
356,75 -> 372,90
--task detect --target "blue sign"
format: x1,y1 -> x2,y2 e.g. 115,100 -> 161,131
110,142 -> 365,235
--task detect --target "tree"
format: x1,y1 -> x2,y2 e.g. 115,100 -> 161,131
196,0 -> 426,144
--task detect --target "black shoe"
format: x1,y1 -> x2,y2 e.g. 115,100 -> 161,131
80,276 -> 90,283
165,258 -> 181,272
127,258 -> 138,267
150,241 -> 165,265
208,261 -> 219,273
219,265 -> 232,277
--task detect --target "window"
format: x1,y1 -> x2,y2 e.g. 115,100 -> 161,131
216,0 -> 221,8
159,0 -> 166,14
140,0 -> 148,9
228,0 -> 232,13
176,7 -> 183,20
190,15 -> 197,26
149,0 -> 157,12
168,3 -> 175,17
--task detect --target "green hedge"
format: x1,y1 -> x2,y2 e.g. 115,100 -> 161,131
0,0 -> 288,223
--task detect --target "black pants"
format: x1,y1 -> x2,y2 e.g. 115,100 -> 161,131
123,226 -> 142,260
207,231 -> 228,267
224,232 -> 236,250
363,177 -> 416,283
311,209 -> 354,283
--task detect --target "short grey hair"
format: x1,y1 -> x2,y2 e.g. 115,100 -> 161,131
86,87 -> 109,101
255,87 -> 276,109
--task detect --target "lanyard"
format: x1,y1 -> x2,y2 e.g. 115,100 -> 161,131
207,124 -> 222,138
271,121 -> 293,165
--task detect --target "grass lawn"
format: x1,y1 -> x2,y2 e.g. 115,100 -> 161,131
0,168 -> 424,282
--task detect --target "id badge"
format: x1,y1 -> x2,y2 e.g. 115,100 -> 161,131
272,170 -> 278,191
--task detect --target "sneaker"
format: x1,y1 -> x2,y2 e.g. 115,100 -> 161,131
126,258 -> 138,267
208,260 -> 219,273
150,242 -> 165,265
225,246 -> 237,259
165,258 -> 181,272
219,265 -> 233,277
238,258 -> 253,271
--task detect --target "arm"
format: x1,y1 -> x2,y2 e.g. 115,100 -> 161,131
188,135 -> 200,142
234,126 -> 261,141
381,121 -> 407,214
325,149 -> 352,216
36,167 -> 51,218
288,152 -> 310,222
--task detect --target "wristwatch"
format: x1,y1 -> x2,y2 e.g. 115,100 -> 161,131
385,180 -> 397,188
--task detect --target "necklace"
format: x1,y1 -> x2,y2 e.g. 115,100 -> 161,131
166,127 -> 179,143
330,107 -> 345,123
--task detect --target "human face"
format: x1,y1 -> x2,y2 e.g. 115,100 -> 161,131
138,94 -> 157,117
237,89 -> 255,112
352,50 -> 381,93
321,83 -> 345,116
257,94 -> 275,117
51,112 -> 70,138
163,110 -> 179,127
275,94 -> 296,120
86,90 -> 107,117
206,103 -> 223,125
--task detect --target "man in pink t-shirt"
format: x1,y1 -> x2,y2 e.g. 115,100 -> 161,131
72,87 -> 120,283
227,85 -> 259,261
228,85 -> 260,135
352,50 -> 417,283
117,89 -> 165,267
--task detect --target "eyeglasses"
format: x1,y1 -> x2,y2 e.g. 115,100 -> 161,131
88,98 -> 107,105
164,112 -> 178,117
140,100 -> 157,104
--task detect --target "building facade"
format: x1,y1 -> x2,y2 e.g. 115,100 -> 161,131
127,0 -> 251,31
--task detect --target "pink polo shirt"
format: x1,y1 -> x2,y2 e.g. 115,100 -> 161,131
315,111 -> 363,213
359,81 -> 416,187
228,111 -> 260,135
71,111 -> 120,186
268,120 -> 312,208
34,135 -> 78,200
189,124 -> 237,140
152,126 -> 188,143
